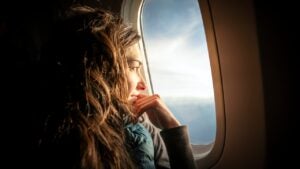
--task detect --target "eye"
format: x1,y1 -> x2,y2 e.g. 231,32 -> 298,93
129,66 -> 140,72
127,59 -> 142,72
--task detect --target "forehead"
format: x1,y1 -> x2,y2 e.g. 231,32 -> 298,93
125,43 -> 142,61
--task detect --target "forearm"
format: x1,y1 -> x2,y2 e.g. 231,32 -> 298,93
160,126 -> 197,169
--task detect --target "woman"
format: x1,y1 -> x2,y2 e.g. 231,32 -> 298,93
37,4 -> 196,169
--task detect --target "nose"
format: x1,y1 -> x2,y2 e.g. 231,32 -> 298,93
137,79 -> 147,91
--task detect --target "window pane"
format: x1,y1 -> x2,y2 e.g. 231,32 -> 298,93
141,0 -> 216,145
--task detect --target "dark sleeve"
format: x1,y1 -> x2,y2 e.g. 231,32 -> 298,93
160,125 -> 197,169
142,119 -> 171,169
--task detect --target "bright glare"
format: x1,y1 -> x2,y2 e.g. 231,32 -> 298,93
142,0 -> 214,99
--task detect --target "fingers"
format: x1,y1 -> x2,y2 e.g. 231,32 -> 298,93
133,95 -> 161,116
136,94 -> 160,99
131,94 -> 181,129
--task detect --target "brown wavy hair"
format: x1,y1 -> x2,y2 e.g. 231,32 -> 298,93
40,5 -> 140,169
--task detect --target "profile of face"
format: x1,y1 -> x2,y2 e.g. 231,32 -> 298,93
126,43 -> 147,103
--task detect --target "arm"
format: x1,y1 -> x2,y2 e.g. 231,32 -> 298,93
160,126 -> 197,169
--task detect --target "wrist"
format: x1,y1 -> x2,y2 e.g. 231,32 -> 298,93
164,119 -> 181,129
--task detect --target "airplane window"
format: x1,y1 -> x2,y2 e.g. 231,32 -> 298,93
141,0 -> 216,153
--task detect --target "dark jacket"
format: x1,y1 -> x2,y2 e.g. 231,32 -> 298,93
161,126 -> 197,169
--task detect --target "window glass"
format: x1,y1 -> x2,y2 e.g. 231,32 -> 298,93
141,0 -> 216,146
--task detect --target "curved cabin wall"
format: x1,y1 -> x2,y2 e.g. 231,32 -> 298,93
205,0 -> 266,168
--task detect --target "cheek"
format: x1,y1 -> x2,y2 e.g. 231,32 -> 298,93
127,72 -> 136,94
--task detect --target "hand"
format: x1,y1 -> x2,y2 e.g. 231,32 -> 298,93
132,94 -> 181,129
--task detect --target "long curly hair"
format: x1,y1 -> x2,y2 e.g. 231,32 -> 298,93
39,5 -> 140,169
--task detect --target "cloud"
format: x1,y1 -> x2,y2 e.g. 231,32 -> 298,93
142,0 -> 214,98
144,31 -> 213,98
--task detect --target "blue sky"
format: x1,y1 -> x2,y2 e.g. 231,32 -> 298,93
142,0 -> 214,98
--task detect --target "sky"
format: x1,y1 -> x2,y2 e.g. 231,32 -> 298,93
141,0 -> 214,98
141,0 -> 217,144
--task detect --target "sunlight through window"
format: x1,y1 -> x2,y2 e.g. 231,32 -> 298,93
141,0 -> 216,147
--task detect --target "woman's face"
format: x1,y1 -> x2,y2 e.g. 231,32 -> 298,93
125,43 -> 147,103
